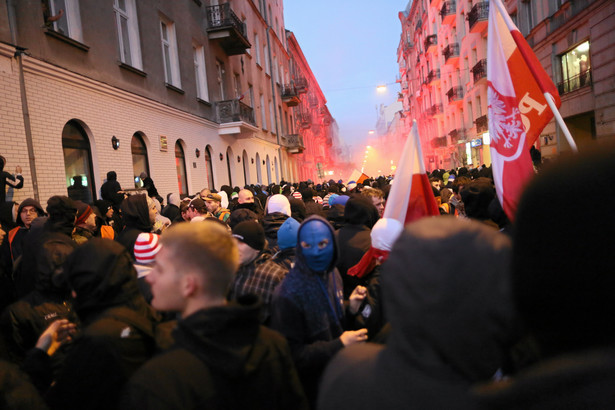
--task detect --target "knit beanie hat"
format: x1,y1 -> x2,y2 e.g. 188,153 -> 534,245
329,195 -> 350,206
74,201 -> 93,226
232,221 -> 265,251
134,233 -> 161,265
277,217 -> 300,250
267,194 -> 291,216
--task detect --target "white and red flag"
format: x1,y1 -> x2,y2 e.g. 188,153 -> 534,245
383,120 -> 439,225
487,0 -> 561,220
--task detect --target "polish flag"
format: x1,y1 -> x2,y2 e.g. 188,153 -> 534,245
488,0 -> 561,220
383,120 -> 440,225
347,169 -> 370,185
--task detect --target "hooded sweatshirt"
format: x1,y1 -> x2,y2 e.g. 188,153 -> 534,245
318,217 -> 515,410
117,194 -> 152,257
122,294 -> 308,410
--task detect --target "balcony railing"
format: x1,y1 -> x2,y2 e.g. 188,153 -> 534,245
416,19 -> 423,31
216,99 -> 255,125
424,34 -> 438,52
281,84 -> 300,107
297,112 -> 311,129
440,1 -> 456,25
472,59 -> 487,84
468,2 -> 488,33
206,4 -> 250,55
294,77 -> 308,94
431,136 -> 448,149
403,40 -> 414,55
447,86 -> 464,103
449,128 -> 467,142
443,43 -> 460,64
427,103 -> 444,116
425,68 -> 441,85
282,134 -> 305,154
475,114 -> 488,134
557,69 -> 592,94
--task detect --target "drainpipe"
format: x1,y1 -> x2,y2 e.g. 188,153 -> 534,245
7,0 -> 40,202
264,22 -> 285,183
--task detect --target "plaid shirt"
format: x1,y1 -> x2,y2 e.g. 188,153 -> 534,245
231,252 -> 288,323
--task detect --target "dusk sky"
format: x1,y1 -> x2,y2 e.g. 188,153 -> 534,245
283,1 -> 406,152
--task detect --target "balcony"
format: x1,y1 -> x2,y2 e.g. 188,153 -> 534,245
472,59 -> 487,85
440,1 -> 456,25
424,34 -> 438,53
557,69 -> 592,94
443,43 -> 459,65
431,136 -> 448,149
308,94 -> 319,108
475,114 -> 488,134
427,103 -> 444,117
403,40 -> 414,55
468,2 -> 488,33
297,112 -> 311,130
416,19 -> 423,31
281,134 -> 305,154
215,99 -> 258,137
449,128 -> 467,143
281,84 -> 300,107
425,69 -> 441,86
206,4 -> 251,55
447,86 -> 464,105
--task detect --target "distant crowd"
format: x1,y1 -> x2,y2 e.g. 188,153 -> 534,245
0,143 -> 613,409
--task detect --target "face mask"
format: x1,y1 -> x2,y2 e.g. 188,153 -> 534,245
299,220 -> 334,272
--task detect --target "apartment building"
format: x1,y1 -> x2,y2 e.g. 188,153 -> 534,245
0,0 -> 338,204
398,0 -> 614,171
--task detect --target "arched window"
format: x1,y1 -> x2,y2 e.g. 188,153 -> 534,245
226,146 -> 234,187
266,155 -> 272,185
62,120 -> 95,203
255,152 -> 262,184
274,156 -> 279,183
175,141 -> 188,197
205,145 -> 215,190
242,150 -> 250,186
131,133 -> 149,188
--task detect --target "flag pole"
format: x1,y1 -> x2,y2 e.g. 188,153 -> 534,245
544,92 -> 578,153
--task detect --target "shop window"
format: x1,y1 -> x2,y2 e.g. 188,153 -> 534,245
131,133 -> 149,188
62,120 -> 95,203
559,41 -> 591,94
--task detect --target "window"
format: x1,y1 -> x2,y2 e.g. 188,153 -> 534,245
264,44 -> 270,74
560,41 -> 591,93
175,141 -> 188,197
160,19 -> 181,87
44,0 -> 83,42
131,133 -> 149,188
204,145 -> 215,190
255,33 -> 261,66
233,73 -> 241,99
114,0 -> 142,69
62,120 -> 95,203
248,84 -> 254,107
269,100 -> 275,133
216,60 -> 226,100
273,55 -> 279,83
260,94 -> 267,129
193,44 -> 209,101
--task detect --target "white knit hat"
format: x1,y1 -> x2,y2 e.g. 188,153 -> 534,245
134,233 -> 162,265
267,194 -> 291,216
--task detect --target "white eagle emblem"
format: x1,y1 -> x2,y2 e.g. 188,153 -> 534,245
488,85 -> 526,158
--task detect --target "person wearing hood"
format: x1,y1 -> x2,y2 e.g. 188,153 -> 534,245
121,221 -> 308,410
71,201 -> 98,245
2,198 -> 45,273
263,194 -> 291,254
317,217 -> 515,410
271,216 -> 368,406
272,217 -> 300,270
139,172 -> 160,202
100,171 -> 125,210
93,199 -> 119,234
117,194 -> 155,258
45,238 -> 162,410
335,195 -> 379,298
0,155 -> 24,204
161,193 -> 181,223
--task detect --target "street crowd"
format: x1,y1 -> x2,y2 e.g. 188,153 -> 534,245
0,143 -> 613,409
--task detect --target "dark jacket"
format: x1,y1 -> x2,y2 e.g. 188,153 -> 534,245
272,247 -> 296,271
117,194 -> 152,257
101,171 -> 124,208
263,212 -> 289,254
121,295 -> 308,410
318,217 -> 515,410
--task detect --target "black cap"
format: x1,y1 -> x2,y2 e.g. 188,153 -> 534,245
232,221 -> 265,251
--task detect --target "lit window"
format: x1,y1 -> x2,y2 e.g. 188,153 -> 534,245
114,0 -> 142,69
160,19 -> 181,88
559,41 -> 591,94
193,44 -> 209,101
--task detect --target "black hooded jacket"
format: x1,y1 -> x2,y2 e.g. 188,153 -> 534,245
117,194 -> 152,257
122,295 -> 308,410
263,212 -> 289,254
318,217 -> 515,410
100,171 -> 124,208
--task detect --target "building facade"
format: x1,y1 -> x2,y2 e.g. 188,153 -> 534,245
0,0 -> 339,204
397,0 -> 614,171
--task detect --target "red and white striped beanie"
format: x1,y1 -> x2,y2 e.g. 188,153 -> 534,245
292,191 -> 303,200
134,233 -> 162,265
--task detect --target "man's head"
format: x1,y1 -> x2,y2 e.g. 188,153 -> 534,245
186,197 -> 208,221
298,217 -> 335,272
74,201 -> 97,231
361,188 -> 385,218
237,189 -> 254,204
232,221 -> 265,266
148,221 -> 239,316
429,177 -> 442,191
199,188 -> 211,200
17,198 -> 44,229
203,193 -> 222,214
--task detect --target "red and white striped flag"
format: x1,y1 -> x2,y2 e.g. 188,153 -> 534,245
383,120 -> 439,225
487,0 -> 561,220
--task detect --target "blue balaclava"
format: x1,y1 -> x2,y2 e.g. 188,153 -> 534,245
299,219 -> 334,272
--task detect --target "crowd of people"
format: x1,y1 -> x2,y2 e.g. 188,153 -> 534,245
0,143 -> 613,409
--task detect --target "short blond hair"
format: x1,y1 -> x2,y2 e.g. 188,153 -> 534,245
160,220 -> 239,297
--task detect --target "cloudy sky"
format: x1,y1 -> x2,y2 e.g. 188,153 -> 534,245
283,1 -> 407,151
